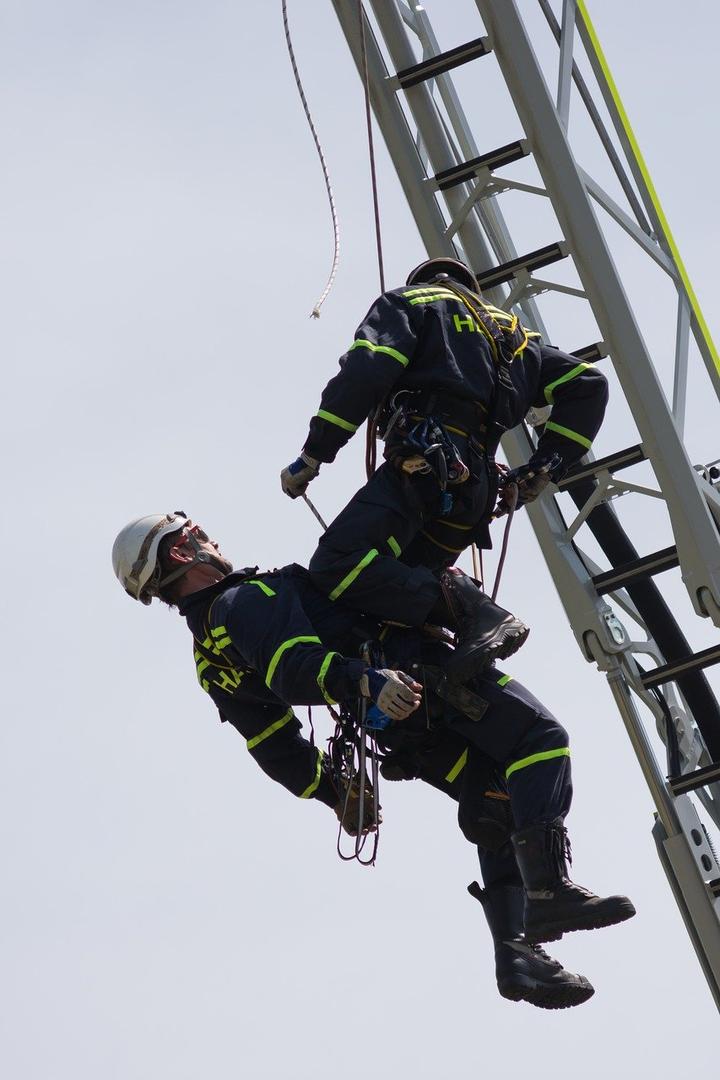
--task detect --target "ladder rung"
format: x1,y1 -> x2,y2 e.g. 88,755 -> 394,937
571,341 -> 607,363
641,645 -> 720,689
669,762 -> 720,797
435,140 -> 529,190
475,242 -> 567,290
396,37 -> 491,89
559,444 -> 646,488
592,546 -> 679,595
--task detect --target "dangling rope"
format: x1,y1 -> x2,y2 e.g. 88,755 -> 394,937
282,0 -> 340,318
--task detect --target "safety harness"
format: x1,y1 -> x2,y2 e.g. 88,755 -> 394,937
378,278 -> 529,494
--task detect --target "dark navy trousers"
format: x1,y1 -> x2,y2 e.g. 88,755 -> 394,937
309,443 -> 494,625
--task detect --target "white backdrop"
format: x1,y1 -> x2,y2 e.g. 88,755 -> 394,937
2,2 -> 719,1077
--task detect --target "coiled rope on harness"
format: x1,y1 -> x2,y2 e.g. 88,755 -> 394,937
327,700 -> 382,865
281,0 -> 340,318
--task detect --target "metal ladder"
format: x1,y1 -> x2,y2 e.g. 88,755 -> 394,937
329,0 -> 720,1008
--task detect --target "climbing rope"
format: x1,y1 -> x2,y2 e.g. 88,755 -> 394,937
281,0 -> 340,318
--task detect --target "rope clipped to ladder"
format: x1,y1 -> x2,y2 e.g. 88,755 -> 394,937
281,0 -> 340,318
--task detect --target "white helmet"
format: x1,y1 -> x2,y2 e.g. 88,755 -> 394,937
112,512 -> 189,604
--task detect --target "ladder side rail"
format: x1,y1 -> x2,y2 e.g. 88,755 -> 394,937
475,0 -> 720,629
653,816 -> 720,1012
329,0 -> 451,257
365,0 -> 507,282
402,4 -> 552,340
574,2 -> 720,400
536,0 -> 653,236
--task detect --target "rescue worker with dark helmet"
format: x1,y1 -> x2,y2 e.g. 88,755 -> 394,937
112,510 -> 635,1010
281,257 -> 609,683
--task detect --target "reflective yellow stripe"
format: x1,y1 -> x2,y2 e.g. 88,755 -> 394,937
577,0 -> 720,380
300,749 -> 324,798
445,748 -> 468,783
317,651 -> 339,705
403,286 -> 458,297
497,674 -> 513,687
211,628 -> 232,649
543,363 -> 594,406
544,421 -> 592,450
387,535 -> 401,557
506,747 -> 570,780
246,708 -> 294,750
329,549 -> 380,601
246,579 -> 276,597
408,293 -> 459,305
265,636 -> 322,688
316,409 -> 358,433
421,530 -> 464,554
348,339 -> 410,367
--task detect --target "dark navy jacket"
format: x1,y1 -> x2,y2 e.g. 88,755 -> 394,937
179,566 -> 367,807
303,284 -> 608,468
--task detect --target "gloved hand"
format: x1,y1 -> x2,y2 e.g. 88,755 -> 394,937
280,452 -> 320,499
495,452 -> 562,518
360,668 -> 423,721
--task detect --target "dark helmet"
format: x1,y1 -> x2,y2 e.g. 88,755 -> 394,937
406,256 -> 479,294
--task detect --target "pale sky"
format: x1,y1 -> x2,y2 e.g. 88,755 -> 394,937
2,2 -> 719,1077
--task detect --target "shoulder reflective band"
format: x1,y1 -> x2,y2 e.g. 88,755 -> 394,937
246,579 -> 276,597
246,708 -> 294,750
316,409 -> 358,433
407,292 -> 458,306
317,651 -> 339,705
387,535 -> 401,557
544,421 -> 592,450
300,749 -> 324,799
497,673 -> 513,687
329,548 -> 379,601
445,748 -> 468,783
543,362 -> 594,406
265,635 -> 322,688
505,746 -> 570,780
348,339 -> 410,367
403,286 -> 453,296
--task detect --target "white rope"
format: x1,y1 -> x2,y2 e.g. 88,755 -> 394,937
281,0 -> 340,318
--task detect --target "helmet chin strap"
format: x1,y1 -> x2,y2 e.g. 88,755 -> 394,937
157,529 -> 229,592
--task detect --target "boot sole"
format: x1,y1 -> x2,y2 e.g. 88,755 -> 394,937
525,901 -> 637,944
446,621 -> 530,684
499,977 -> 595,1010
484,621 -> 530,665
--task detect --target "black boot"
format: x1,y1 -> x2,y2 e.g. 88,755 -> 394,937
511,818 -> 636,943
435,567 -> 529,682
468,881 -> 594,1009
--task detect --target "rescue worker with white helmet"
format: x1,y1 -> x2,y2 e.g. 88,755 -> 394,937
112,510 -> 635,1011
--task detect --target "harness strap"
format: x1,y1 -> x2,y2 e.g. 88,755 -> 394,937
442,282 -> 528,456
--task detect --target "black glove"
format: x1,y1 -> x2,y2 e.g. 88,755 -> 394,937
495,452 -> 563,517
